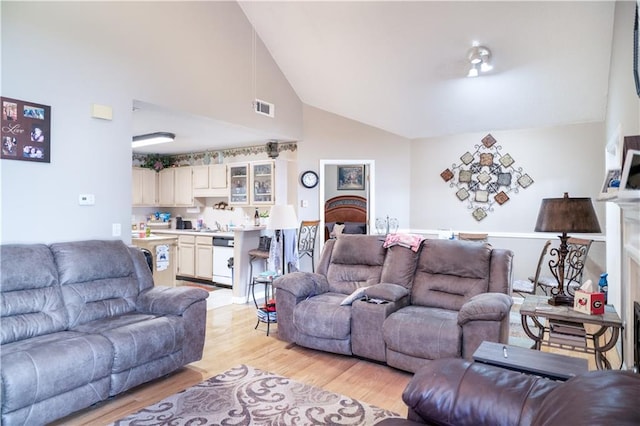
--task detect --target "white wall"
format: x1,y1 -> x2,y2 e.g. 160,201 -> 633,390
410,123 -> 605,231
296,105 -> 411,226
410,122 -> 607,286
1,2 -> 302,244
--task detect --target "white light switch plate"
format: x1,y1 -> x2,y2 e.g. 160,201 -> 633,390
112,223 -> 121,237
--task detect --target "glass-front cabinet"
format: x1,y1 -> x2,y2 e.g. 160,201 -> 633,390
229,164 -> 249,205
228,160 -> 286,206
251,161 -> 274,205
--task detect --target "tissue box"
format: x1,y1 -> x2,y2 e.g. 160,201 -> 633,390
573,290 -> 605,315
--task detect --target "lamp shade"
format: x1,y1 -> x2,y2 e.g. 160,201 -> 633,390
534,193 -> 601,233
267,204 -> 298,230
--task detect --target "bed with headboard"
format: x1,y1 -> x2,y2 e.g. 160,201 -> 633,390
324,195 -> 368,241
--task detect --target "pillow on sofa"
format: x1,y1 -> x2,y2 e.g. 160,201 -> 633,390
343,222 -> 366,234
340,286 -> 370,305
331,224 -> 345,238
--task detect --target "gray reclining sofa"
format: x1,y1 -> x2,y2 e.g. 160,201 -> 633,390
0,240 -> 209,425
274,235 -> 513,373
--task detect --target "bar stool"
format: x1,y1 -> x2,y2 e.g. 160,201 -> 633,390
247,236 -> 271,299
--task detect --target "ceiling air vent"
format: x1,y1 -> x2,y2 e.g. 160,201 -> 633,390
254,99 -> 275,118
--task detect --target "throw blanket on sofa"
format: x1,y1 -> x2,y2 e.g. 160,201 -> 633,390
383,233 -> 425,252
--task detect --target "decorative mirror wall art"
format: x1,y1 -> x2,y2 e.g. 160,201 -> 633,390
440,133 -> 533,221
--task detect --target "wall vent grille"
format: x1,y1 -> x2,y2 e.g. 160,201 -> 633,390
254,99 -> 275,118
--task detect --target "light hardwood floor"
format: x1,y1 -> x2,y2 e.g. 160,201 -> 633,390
54,298 -> 621,425
53,302 -> 413,425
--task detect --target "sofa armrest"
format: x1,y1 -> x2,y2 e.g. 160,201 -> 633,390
457,292 -> 512,325
273,272 -> 329,298
136,286 -> 209,316
402,359 -> 558,426
366,283 -> 410,302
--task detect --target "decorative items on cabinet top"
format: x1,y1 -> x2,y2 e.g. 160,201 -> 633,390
131,141 -> 297,170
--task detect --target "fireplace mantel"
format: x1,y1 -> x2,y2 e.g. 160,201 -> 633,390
613,199 -> 639,369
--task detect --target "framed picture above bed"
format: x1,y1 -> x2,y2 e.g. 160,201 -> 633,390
337,164 -> 365,190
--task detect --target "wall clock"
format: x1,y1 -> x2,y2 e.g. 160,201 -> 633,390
300,170 -> 319,188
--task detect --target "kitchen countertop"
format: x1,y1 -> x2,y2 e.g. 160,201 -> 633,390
131,234 -> 178,242
152,227 -> 264,239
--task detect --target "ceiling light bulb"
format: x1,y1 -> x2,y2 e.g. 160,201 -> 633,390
467,64 -> 479,78
468,47 -> 482,64
480,62 -> 493,73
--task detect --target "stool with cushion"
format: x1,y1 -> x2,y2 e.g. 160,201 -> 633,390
247,236 -> 271,294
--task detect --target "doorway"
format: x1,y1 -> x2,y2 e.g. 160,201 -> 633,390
319,159 -> 375,253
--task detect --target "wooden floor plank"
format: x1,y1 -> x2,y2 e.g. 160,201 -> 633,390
51,300 -> 620,425
52,303 -> 411,425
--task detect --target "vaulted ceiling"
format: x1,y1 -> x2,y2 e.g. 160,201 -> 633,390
134,1 -> 616,154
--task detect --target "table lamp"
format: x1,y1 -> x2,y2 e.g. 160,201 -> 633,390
267,204 -> 299,274
534,192 -> 601,306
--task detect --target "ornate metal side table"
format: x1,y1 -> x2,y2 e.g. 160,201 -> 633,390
519,295 -> 623,370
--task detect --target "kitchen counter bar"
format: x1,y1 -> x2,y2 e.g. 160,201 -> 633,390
153,227 -> 265,304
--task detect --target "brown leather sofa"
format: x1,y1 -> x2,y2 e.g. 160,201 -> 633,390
379,358 -> 640,426
274,235 -> 513,373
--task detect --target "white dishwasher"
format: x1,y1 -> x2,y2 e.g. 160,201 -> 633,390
212,236 -> 234,286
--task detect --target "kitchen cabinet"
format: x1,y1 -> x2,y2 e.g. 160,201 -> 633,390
177,234 -> 213,280
250,161 -> 274,205
228,160 -> 292,206
158,168 -> 175,206
193,164 -> 227,197
195,236 -> 213,280
131,235 -> 177,286
229,164 -> 249,205
174,167 -> 194,206
158,167 -> 194,207
132,167 -> 158,206
177,235 -> 195,277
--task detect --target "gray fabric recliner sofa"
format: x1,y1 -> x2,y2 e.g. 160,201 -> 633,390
274,235 -> 514,373
0,239 -> 209,426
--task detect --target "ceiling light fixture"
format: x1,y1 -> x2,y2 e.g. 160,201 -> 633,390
132,132 -> 176,148
466,45 -> 493,78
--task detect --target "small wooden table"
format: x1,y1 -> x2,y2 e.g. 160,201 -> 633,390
519,295 -> 623,370
473,341 -> 588,381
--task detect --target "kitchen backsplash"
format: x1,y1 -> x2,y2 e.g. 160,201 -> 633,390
132,203 -> 270,231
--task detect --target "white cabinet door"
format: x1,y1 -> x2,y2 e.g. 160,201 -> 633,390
158,168 -> 175,206
250,161 -> 274,205
192,165 -> 209,190
193,164 -> 228,197
209,164 -> 227,188
140,168 -> 158,206
229,164 -> 249,205
178,235 -> 195,277
195,236 -> 213,280
174,167 -> 193,206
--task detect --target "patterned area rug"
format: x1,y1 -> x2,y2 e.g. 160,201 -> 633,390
111,364 -> 401,425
